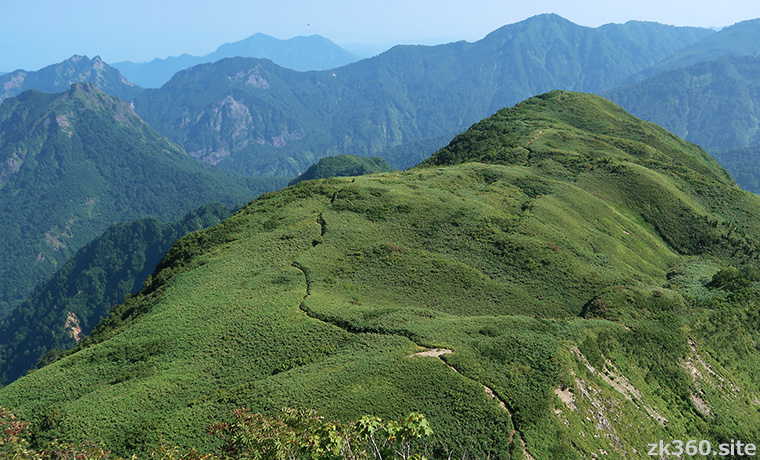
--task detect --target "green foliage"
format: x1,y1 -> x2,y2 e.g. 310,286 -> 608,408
711,143 -> 760,194
289,155 -> 394,186
209,408 -> 432,460
0,84 -> 286,315
0,406 -> 432,460
0,203 -> 234,387
4,91 -> 760,459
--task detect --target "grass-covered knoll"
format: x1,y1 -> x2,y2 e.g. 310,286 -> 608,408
289,155 -> 394,185
0,83 -> 285,315
3,91 -> 760,459
0,203 -> 234,387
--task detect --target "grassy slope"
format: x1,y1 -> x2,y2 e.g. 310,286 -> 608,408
3,92 -> 760,459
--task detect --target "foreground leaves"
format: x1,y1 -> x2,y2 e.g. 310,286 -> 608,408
0,407 -> 432,460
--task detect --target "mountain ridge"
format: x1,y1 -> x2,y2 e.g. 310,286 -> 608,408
0,55 -> 141,103
132,14 -> 714,178
3,92 -> 760,458
628,17 -> 760,81
607,55 -> 760,152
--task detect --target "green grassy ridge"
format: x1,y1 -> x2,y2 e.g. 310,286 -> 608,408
0,165 -> 751,458
3,91 -> 760,458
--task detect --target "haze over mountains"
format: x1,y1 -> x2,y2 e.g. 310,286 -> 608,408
6,14 -> 760,185
130,14 -> 716,177
113,33 -> 361,88
628,18 -> 760,81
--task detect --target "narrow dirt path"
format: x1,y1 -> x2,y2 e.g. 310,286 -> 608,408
409,347 -> 518,443
291,198 -> 530,458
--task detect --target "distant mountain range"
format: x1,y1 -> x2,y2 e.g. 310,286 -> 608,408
630,18 -> 760,81
131,14 -> 715,178
607,55 -> 760,152
0,83 -> 284,316
9,16 -> 760,182
0,55 -> 141,103
113,33 -> 361,88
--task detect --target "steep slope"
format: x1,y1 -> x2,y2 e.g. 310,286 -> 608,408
114,34 -> 360,88
0,83 -> 285,315
0,55 -> 142,103
288,154 -> 394,185
606,55 -> 760,152
0,203 -> 233,387
3,92 -> 760,459
133,15 -> 712,178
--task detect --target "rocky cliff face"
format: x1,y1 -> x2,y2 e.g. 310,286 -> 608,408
0,55 -> 142,103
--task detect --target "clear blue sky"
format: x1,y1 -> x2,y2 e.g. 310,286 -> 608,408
2,0 -> 759,71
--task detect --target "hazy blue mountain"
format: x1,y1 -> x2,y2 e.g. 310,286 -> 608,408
0,203 -> 234,387
606,55 -> 760,151
630,18 -> 760,81
0,55 -> 142,103
113,33 -> 360,88
710,143 -> 760,194
0,83 -> 285,316
133,14 -> 712,178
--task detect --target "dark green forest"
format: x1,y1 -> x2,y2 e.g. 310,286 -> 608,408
0,203 -> 234,387
289,155 -> 394,185
0,84 -> 285,316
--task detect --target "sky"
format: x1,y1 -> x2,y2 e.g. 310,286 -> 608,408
2,0 -> 760,72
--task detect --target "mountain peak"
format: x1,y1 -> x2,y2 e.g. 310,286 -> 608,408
113,32 -> 360,88
0,56 -> 141,103
422,90 -> 731,183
